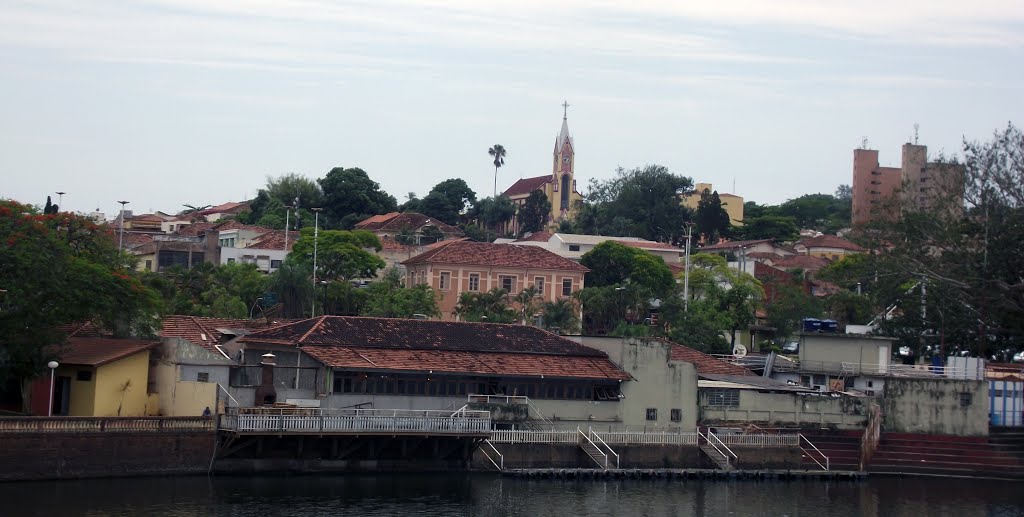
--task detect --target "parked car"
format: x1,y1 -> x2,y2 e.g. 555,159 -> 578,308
781,341 -> 799,354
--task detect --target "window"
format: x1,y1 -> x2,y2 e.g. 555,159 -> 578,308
705,388 -> 740,407
270,260 -> 282,269
535,277 -> 545,295
76,370 -> 92,382
867,381 -> 873,388
500,276 -> 514,292
646,408 -> 658,421
145,259 -> 152,270
196,372 -> 210,383
670,409 -> 682,422
562,278 -> 573,296
419,271 -> 427,285
227,258 -> 236,264
439,272 -> 451,290
568,245 -> 580,252
960,392 -> 973,407
468,273 -> 480,291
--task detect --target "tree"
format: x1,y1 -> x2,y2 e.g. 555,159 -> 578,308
318,167 -> 398,229
156,262 -> 270,318
835,184 -> 853,202
541,298 -> 580,334
290,228 -> 385,282
776,193 -> 850,233
239,173 -> 324,230
418,179 -> 477,226
0,201 -> 162,412
488,144 -> 506,198
577,165 -> 694,244
455,288 -> 517,323
514,286 -> 542,324
473,196 -> 516,235
518,190 -> 551,235
43,196 -> 58,215
694,189 -> 731,244
764,284 -> 822,339
580,241 -> 675,299
672,253 -> 762,348
735,215 -> 799,241
360,268 -> 440,319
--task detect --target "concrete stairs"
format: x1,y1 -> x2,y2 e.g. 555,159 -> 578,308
868,431 -> 1024,479
798,430 -> 862,471
700,444 -> 734,471
579,439 -> 609,469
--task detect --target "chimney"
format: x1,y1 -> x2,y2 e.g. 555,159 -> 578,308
254,352 -> 277,406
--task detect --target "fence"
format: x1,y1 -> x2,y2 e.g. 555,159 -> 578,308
219,407 -> 491,434
0,416 -> 214,433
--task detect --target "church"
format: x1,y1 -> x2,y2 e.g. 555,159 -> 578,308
501,105 -> 584,235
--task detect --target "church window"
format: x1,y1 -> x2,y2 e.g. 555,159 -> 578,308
560,174 -> 570,207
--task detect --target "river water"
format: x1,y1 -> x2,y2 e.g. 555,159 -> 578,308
1,474 -> 1022,516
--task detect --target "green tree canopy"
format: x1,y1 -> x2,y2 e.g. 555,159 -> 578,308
290,228 -> 385,282
576,164 -> 694,245
360,268 -> 440,319
694,189 -> 731,244
418,179 -> 477,226
472,196 -> 516,235
318,167 -> 398,229
518,190 -> 551,236
735,215 -> 799,241
240,173 -> 323,229
455,288 -> 517,323
580,241 -> 675,298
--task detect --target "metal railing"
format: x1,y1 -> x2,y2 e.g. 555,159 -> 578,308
219,407 -> 491,434
480,439 -> 504,471
597,431 -> 699,446
700,429 -> 738,464
717,434 -> 800,447
490,429 -> 578,443
578,426 -> 609,469
588,427 -> 620,468
799,433 -> 830,471
0,416 -> 214,433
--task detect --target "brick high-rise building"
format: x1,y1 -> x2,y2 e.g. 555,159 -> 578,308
851,142 -> 964,226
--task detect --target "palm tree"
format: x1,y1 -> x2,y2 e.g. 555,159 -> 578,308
514,286 -> 541,324
488,144 -> 506,198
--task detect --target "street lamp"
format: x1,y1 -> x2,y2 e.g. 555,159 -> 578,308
310,207 -> 323,317
55,191 -> 66,211
116,200 -> 130,252
47,361 -> 59,416
282,205 -> 294,251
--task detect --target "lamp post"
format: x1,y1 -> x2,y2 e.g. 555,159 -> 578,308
55,191 -> 66,211
116,200 -> 130,252
47,361 -> 59,416
283,205 -> 294,251
683,223 -> 693,312
310,207 -> 323,317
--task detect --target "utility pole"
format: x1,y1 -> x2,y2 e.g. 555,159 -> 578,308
116,200 -> 130,252
283,205 -> 293,251
683,223 -> 693,312
310,207 -> 322,318
55,191 -> 66,211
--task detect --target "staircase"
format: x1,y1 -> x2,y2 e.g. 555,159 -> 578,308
700,444 -> 734,470
798,430 -> 861,471
578,428 -> 609,469
868,431 -> 1024,479
698,429 -> 736,471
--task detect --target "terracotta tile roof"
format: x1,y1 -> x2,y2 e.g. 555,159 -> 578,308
161,315 -> 297,353
796,235 -> 865,252
173,222 -> 219,236
699,239 -> 774,251
515,231 -> 553,242
615,240 -> 681,251
122,232 -> 156,248
378,236 -> 417,253
246,230 -> 301,251
503,175 -> 552,197
355,212 -> 463,237
242,316 -> 606,356
57,337 -> 158,367
403,241 -> 588,271
301,346 -> 630,381
196,201 -> 249,216
129,213 -> 170,223
56,321 -> 110,338
667,341 -> 755,376
766,255 -> 829,270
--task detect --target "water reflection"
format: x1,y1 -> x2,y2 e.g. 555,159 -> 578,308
0,474 -> 1021,516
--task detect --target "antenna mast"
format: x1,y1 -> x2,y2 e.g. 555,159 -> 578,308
913,123 -> 919,145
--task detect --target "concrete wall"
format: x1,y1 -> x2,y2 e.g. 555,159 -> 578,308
471,443 -> 800,470
578,336 -> 699,431
700,390 -> 869,430
93,351 -> 152,417
0,431 -> 214,481
883,378 -> 989,436
155,338 -> 236,416
799,334 -> 893,374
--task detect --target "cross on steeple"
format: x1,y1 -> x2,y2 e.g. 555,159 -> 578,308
562,100 -> 570,120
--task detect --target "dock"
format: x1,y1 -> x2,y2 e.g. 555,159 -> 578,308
500,468 -> 866,481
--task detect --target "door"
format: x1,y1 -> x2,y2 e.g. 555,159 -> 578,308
52,376 -> 71,416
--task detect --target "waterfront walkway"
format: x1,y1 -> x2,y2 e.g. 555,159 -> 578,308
218,407 -> 492,437
502,468 -> 864,481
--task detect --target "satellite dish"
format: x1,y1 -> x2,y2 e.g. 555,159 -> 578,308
733,344 -> 748,357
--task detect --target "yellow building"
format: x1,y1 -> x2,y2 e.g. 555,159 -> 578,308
502,107 -> 584,234
49,337 -> 158,417
681,183 -> 745,227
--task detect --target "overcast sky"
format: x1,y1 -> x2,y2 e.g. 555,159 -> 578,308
1,1 -> 1021,218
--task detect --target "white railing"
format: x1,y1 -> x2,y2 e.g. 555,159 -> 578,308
597,431 -> 699,446
703,429 -> 738,462
467,394 -> 528,405
578,427 -> 609,469
799,433 -> 830,471
490,429 -> 578,444
221,408 -> 491,434
0,416 -> 214,433
717,434 -> 800,447
480,439 -> 504,471
588,427 -> 620,469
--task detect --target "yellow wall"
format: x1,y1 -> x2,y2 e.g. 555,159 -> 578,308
681,183 -> 744,226
93,351 -> 152,417
170,381 -> 218,417
58,365 -> 96,416
134,252 -> 157,272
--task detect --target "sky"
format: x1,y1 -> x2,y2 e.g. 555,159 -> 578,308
1,1 -> 1022,219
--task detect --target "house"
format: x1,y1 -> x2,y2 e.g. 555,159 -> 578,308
509,232 -> 683,265
192,201 -> 251,222
154,315 -> 296,416
700,239 -> 796,258
30,337 -> 158,417
354,212 -> 464,242
793,235 -> 865,261
226,316 -> 644,428
500,110 -> 584,234
220,230 -> 299,274
402,240 -> 588,321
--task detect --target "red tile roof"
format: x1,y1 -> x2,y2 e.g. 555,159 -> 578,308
245,230 -> 301,251
355,212 -> 463,237
403,241 -> 588,271
796,235 -> 865,252
699,239 -> 774,251
616,240 -> 681,251
301,347 -> 630,381
122,232 -> 156,248
57,337 -> 158,367
766,255 -> 829,270
503,175 -> 552,197
173,222 -> 219,237
667,341 -> 756,376
515,231 -> 553,242
161,315 -> 297,353
197,201 -> 249,216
